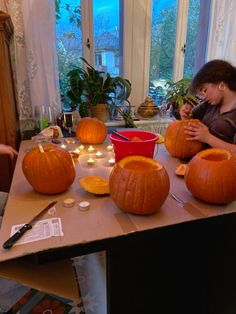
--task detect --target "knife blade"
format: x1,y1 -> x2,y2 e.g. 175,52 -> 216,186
169,192 -> 206,219
3,201 -> 57,250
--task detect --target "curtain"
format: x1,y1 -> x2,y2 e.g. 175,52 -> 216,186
206,0 -> 236,65
0,0 -> 61,135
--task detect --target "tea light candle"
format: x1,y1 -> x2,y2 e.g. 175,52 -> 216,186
107,145 -> 113,151
88,145 -> 95,153
108,158 -> 115,166
79,145 -> 84,151
60,144 -> 67,149
74,148 -> 80,154
95,151 -> 103,158
87,157 -> 95,166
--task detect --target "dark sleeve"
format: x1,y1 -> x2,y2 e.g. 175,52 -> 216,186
192,102 -> 209,120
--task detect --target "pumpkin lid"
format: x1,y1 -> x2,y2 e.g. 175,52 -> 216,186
79,176 -> 110,195
175,163 -> 187,176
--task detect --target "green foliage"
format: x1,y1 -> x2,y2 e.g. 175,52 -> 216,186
67,57 -> 131,106
66,57 -> 133,124
165,78 -> 197,119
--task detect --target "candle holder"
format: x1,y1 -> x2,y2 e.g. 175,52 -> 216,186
79,145 -> 84,151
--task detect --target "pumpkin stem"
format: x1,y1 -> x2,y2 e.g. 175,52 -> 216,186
38,144 -> 45,153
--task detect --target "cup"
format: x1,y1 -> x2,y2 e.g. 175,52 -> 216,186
34,106 -> 49,131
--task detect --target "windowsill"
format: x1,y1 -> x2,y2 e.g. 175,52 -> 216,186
105,117 -> 173,135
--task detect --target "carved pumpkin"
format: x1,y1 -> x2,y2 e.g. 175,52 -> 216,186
184,148 -> 236,204
76,117 -> 107,144
109,156 -> 170,215
165,119 -> 204,158
22,144 -> 75,195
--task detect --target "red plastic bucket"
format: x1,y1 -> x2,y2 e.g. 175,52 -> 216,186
110,130 -> 158,162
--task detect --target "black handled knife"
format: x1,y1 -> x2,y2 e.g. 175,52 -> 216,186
3,201 -> 57,250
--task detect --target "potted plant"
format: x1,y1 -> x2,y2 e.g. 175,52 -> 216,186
67,57 -> 133,125
165,78 -> 197,119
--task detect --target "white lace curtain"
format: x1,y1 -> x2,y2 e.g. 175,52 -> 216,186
207,0 -> 236,65
0,0 -> 61,134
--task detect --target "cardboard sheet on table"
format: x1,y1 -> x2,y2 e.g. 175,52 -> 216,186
0,257 -> 80,301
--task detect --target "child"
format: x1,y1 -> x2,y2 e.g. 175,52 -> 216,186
180,59 -> 236,153
0,144 -> 18,217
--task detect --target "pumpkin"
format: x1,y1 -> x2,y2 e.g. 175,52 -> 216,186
184,148 -> 236,204
76,117 -> 107,144
165,119 -> 205,158
109,155 -> 170,215
22,144 -> 75,195
79,176 -> 110,195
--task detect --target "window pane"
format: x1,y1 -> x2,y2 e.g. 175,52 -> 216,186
55,0 -> 82,99
183,0 -> 200,78
149,0 -> 178,105
93,0 -> 120,76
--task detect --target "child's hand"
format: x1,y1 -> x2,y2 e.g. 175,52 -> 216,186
184,121 -> 210,143
179,103 -> 193,120
0,144 -> 18,159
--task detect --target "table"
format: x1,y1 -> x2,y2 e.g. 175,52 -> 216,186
0,138 -> 236,314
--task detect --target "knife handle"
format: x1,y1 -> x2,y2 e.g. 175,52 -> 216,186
3,223 -> 32,249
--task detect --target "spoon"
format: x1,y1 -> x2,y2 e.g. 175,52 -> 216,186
112,130 -> 131,141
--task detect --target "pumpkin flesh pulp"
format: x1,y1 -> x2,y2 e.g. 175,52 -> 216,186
122,160 -> 161,172
198,149 -> 230,161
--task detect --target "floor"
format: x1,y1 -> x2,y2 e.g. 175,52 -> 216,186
0,251 -> 106,314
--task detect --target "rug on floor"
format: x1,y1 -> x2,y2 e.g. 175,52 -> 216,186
8,288 -> 85,314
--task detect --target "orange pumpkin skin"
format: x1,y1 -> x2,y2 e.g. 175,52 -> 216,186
184,148 -> 236,204
165,119 -> 205,158
109,156 -> 170,215
76,117 -> 107,144
22,145 -> 76,195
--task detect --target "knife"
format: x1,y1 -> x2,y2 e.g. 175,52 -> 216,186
3,201 -> 57,250
169,192 -> 206,219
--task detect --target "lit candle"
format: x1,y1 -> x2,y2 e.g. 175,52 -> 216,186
65,138 -> 75,144
107,145 -> 113,151
79,145 -> 84,151
60,144 -> 67,149
88,145 -> 95,153
87,157 -> 95,166
74,148 -> 80,154
95,151 -> 103,158
108,158 -> 115,166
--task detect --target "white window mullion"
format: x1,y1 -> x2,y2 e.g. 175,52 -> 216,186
122,0 -> 152,109
173,0 -> 189,81
81,0 -> 94,65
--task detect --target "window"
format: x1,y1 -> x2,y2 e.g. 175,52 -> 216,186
149,0 -> 202,105
93,0 -> 120,76
55,0 -> 120,107
55,0 -> 82,100
55,0 -> 208,113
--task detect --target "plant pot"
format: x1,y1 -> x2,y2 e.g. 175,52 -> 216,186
90,103 -> 108,122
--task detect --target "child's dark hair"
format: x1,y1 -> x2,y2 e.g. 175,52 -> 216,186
190,59 -> 236,93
